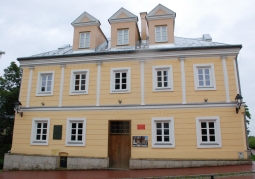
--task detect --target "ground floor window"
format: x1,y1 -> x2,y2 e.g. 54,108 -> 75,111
65,118 -> 86,146
30,118 -> 50,145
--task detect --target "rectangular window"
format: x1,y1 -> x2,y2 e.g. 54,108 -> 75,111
117,29 -> 129,45
152,66 -> 173,91
79,32 -> 90,48
36,71 -> 54,96
70,70 -> 89,95
30,118 -> 50,145
110,68 -> 131,93
155,26 -> 167,42
193,64 -> 216,90
151,117 -> 175,148
196,116 -> 222,148
66,118 -> 86,146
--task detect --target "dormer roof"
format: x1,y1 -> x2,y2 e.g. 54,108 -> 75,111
147,4 -> 176,20
72,11 -> 101,27
108,7 -> 138,24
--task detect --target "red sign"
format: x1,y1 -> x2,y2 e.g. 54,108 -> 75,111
137,124 -> 145,130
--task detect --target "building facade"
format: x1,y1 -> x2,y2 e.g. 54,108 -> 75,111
4,4 -> 251,170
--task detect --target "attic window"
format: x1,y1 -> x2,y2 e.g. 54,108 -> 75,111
79,32 -> 90,48
155,26 -> 167,42
117,29 -> 129,45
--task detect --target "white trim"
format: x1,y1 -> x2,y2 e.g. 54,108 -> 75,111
110,67 -> 131,93
79,32 -> 90,48
65,118 -> 86,146
69,69 -> 90,95
58,64 -> 65,107
196,116 -> 222,148
117,29 -> 129,45
233,58 -> 239,94
26,66 -> 34,107
193,64 -> 216,90
155,26 -> 168,43
96,62 -> 102,106
36,71 -> 55,96
179,58 -> 186,104
140,60 -> 145,105
20,103 -> 239,112
152,65 -> 173,91
151,117 -> 175,148
30,118 -> 50,146
221,56 -> 230,102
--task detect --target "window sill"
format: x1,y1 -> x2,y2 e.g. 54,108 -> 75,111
152,142 -> 175,148
36,92 -> 53,96
195,87 -> 216,91
197,142 -> 221,148
110,89 -> 130,94
153,87 -> 173,92
69,91 -> 88,95
66,142 -> 85,146
30,141 -> 48,146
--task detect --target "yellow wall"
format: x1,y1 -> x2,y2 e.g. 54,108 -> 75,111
12,107 -> 247,159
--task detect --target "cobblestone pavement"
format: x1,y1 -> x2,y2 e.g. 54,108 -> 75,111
0,164 -> 254,179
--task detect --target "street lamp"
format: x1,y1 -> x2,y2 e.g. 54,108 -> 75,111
14,101 -> 23,117
235,94 -> 243,114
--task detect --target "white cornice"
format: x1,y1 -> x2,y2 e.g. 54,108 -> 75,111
20,102 -> 240,112
147,4 -> 176,20
19,48 -> 241,67
71,11 -> 100,27
108,7 -> 138,24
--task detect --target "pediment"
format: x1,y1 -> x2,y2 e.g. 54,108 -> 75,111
72,11 -> 100,27
147,4 -> 176,20
108,7 -> 138,24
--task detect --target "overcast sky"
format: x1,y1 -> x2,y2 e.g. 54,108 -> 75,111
1,0 -> 255,136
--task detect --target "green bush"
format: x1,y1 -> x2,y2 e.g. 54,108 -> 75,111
248,136 -> 255,149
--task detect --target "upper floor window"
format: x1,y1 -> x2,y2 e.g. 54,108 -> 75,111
70,69 -> 90,95
110,67 -> 131,93
79,32 -> 90,48
66,118 -> 86,146
152,66 -> 173,91
36,71 -> 54,96
155,26 -> 167,42
193,64 -> 216,90
196,116 -> 222,148
117,29 -> 129,45
30,118 -> 50,146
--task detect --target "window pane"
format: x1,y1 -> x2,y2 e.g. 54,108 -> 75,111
81,80 -> 85,85
157,136 -> 162,142
209,122 -> 214,128
115,84 -> 120,89
157,129 -> 162,135
71,135 -> 76,141
78,129 -> 82,134
205,75 -> 210,80
122,84 -> 126,89
198,75 -> 203,80
43,129 -> 47,134
201,129 -> 207,135
115,79 -> 120,83
199,81 -> 204,86
202,136 -> 207,142
163,70 -> 168,76
164,82 -> 168,87
42,135 -> 46,140
47,86 -> 51,91
163,76 -> 168,81
115,73 -> 120,78
36,135 -> 40,140
75,80 -> 79,85
205,69 -> 210,74
72,123 -> 76,128
198,69 -> 203,74
37,123 -> 42,128
78,123 -> 83,128
42,76 -> 47,81
164,136 -> 169,142
122,78 -> 126,83
71,129 -> 76,134
156,123 -> 161,128
157,71 -> 162,76
42,81 -> 46,87
210,136 -> 215,141
164,129 -> 169,135
206,81 -> 210,86
158,82 -> 162,87
122,73 -> 126,78
48,75 -> 52,80
201,122 -> 206,128
209,129 -> 215,135
157,77 -> 162,82
43,123 -> 47,128
41,87 -> 45,91
81,74 -> 86,79
81,85 -> 85,90
75,75 -> 80,80
78,135 -> 82,141
164,123 -> 169,128
75,86 -> 79,90
37,129 -> 41,134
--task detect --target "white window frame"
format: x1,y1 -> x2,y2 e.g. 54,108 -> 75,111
69,69 -> 90,95
196,116 -> 222,148
155,26 -> 168,42
30,118 -> 50,146
152,66 -> 173,92
79,32 -> 90,48
117,29 -> 129,45
110,67 -> 131,93
36,71 -> 55,96
151,117 -> 175,148
193,64 -> 216,90
65,118 -> 86,146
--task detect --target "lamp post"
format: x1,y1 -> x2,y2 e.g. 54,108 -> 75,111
14,101 -> 23,117
235,94 -> 243,114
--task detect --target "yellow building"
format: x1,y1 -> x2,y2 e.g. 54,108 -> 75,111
4,4 -> 252,170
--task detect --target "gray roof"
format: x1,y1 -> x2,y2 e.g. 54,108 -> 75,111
31,35 -> 235,57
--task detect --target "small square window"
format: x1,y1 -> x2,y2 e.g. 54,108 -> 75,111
155,26 -> 168,42
30,118 -> 50,145
117,29 -> 129,45
193,64 -> 216,90
66,118 -> 86,146
79,32 -> 90,48
151,117 -> 175,148
196,116 -> 222,148
36,72 -> 54,96
152,66 -> 173,91
70,70 -> 90,95
110,67 -> 131,93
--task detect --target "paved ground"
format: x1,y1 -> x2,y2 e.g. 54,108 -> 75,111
0,163 -> 255,179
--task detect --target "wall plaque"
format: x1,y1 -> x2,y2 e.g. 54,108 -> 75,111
53,125 -> 62,140
137,124 -> 145,130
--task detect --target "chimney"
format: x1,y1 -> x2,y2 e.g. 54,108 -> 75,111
140,12 -> 148,40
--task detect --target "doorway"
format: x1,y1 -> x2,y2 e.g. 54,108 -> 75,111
108,121 -> 131,168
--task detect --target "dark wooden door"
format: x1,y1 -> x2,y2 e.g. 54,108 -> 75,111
108,121 -> 131,168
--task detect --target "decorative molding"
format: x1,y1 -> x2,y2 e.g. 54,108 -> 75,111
26,66 -> 34,107
96,62 -> 102,106
20,102 -> 239,112
152,65 -> 173,92
71,11 -> 100,27
108,7 -> 138,24
110,67 -> 131,93
58,64 -> 66,107
36,71 -> 55,96
179,58 -> 186,104
140,60 -> 145,105
69,69 -> 90,95
146,4 -> 176,20
221,56 -> 230,102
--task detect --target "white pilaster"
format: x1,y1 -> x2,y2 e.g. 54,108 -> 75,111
233,58 -> 240,94
140,60 -> 145,105
26,66 -> 34,107
58,64 -> 66,107
96,62 -> 102,106
221,56 -> 230,102
179,58 -> 186,104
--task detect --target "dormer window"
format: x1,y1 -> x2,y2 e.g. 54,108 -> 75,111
117,29 -> 129,45
79,32 -> 90,48
155,26 -> 167,42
